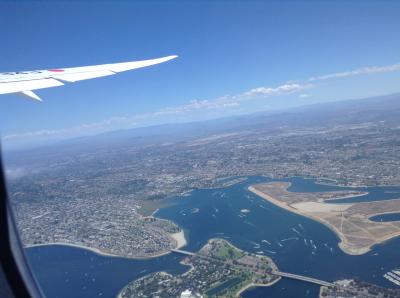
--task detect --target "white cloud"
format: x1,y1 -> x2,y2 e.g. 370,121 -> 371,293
3,117 -> 134,141
298,93 -> 311,98
4,82 -> 310,144
6,60 -> 400,147
244,83 -> 311,97
309,63 -> 400,81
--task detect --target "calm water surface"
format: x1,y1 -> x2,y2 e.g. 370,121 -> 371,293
26,176 -> 400,298
370,213 -> 400,222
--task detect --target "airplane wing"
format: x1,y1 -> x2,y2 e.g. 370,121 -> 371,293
0,55 -> 177,101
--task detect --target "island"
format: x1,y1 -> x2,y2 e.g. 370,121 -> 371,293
119,238 -> 280,297
249,182 -> 400,255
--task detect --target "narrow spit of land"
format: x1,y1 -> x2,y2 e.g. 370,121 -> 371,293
249,182 -> 400,255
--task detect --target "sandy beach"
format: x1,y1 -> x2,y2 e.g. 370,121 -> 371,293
248,184 -> 400,255
27,242 -> 123,258
291,201 -> 352,212
248,185 -> 363,254
235,278 -> 281,297
170,229 -> 187,249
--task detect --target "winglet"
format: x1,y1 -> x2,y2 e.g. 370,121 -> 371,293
20,90 -> 42,102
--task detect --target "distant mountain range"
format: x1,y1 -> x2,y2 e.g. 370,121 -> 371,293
4,92 -> 400,167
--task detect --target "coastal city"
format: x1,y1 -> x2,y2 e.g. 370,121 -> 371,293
13,194 -> 185,258
321,279 -> 400,298
7,96 -> 400,257
2,1 -> 400,297
5,95 -> 400,297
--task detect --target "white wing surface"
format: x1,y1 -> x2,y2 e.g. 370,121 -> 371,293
0,55 -> 177,101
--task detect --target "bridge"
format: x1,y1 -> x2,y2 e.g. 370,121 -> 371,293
171,249 -> 215,261
272,271 -> 334,287
171,249 -> 196,256
171,249 -> 334,288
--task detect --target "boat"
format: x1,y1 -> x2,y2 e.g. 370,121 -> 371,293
387,272 -> 400,282
383,274 -> 400,286
392,270 -> 400,277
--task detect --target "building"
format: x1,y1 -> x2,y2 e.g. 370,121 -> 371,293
180,289 -> 203,298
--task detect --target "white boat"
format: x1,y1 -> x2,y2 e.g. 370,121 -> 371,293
391,278 -> 400,286
384,274 -> 400,286
281,237 -> 298,242
392,270 -> 400,277
292,227 -> 301,235
265,250 -> 276,254
387,272 -> 400,282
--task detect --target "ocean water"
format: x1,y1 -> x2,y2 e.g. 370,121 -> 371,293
25,176 -> 400,298
26,245 -> 187,298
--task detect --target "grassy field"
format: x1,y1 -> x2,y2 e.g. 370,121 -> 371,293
210,239 -> 244,260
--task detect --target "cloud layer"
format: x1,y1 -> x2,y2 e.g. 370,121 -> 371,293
309,63 -> 400,81
4,82 -> 310,143
5,61 -> 400,146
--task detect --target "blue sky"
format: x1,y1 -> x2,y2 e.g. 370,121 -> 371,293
1,1 -> 400,148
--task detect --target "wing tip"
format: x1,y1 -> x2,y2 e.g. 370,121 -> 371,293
157,55 -> 179,63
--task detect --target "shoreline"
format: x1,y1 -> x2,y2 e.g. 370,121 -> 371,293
26,242 -> 124,258
235,277 -> 281,297
314,180 -> 400,189
117,273 -> 281,298
118,237 -> 280,298
324,191 -> 369,202
26,229 -> 187,260
248,185 -> 372,255
281,175 -> 400,188
368,210 -> 400,221
170,229 -> 187,249
205,237 -> 281,297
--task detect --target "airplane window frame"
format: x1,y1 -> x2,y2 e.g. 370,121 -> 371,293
0,152 -> 43,298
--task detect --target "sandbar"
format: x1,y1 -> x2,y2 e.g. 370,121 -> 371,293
249,182 -> 400,255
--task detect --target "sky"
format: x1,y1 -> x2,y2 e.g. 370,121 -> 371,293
1,0 -> 400,149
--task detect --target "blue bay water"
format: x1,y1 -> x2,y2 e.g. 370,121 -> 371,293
25,176 -> 400,298
26,246 -> 188,298
370,213 -> 400,222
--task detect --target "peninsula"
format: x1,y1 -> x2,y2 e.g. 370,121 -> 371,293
19,194 -> 187,259
249,182 -> 400,255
